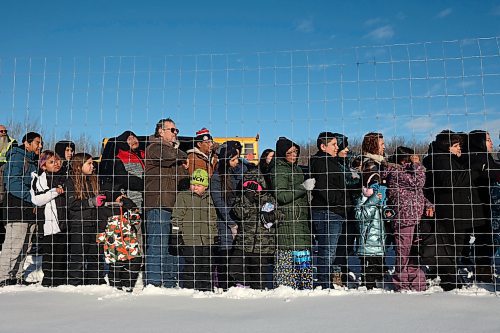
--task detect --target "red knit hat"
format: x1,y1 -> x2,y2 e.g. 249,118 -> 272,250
195,128 -> 213,142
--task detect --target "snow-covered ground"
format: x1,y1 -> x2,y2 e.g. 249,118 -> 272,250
1,283 -> 500,333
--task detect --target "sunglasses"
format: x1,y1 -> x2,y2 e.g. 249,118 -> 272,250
0,130 -> 7,134
163,127 -> 179,134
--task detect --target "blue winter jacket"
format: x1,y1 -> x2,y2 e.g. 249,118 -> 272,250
4,146 -> 37,203
355,190 -> 388,256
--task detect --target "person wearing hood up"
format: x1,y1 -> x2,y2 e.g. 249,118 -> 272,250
422,130 -> 477,291
54,140 -> 75,176
466,130 -> 499,282
99,131 -> 145,210
271,136 -> 315,290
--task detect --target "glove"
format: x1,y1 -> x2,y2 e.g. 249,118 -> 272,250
230,224 -> 238,239
260,211 -> 276,229
301,178 -> 316,191
88,194 -> 106,208
120,197 -> 136,210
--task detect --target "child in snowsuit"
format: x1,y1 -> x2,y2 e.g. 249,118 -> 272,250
96,198 -> 143,292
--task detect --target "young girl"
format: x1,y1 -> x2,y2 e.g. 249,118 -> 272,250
385,147 -> 433,291
65,153 -> 112,286
30,150 -> 68,287
355,164 -> 394,290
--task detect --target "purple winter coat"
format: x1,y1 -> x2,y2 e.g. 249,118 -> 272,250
384,162 -> 433,227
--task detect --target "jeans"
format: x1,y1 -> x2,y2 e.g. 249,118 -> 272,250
312,210 -> 344,288
144,209 -> 178,287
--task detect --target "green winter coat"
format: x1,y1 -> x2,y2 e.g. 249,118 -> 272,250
171,190 -> 218,246
270,158 -> 311,250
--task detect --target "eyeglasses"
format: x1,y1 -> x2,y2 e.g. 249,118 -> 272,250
0,130 -> 7,134
163,127 -> 179,134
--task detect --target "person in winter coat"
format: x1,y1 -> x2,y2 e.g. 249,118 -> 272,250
97,197 -> 143,292
271,137 -> 315,290
0,132 -> 42,286
355,164 -> 394,289
171,169 -> 218,291
65,152 -> 125,286
330,133 -> 362,285
422,130 -> 479,291
144,118 -> 189,288
309,132 -> 346,288
30,150 -> 68,287
210,140 -> 250,289
229,171 -> 283,289
356,132 -> 392,288
467,130 -> 499,282
385,146 -> 434,291
0,124 -> 18,250
54,140 -> 75,175
187,128 -> 216,177
99,131 -> 145,210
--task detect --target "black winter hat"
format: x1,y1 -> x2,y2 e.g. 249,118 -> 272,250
333,133 -> 349,152
217,140 -> 242,160
275,136 -> 300,159
468,130 -> 488,153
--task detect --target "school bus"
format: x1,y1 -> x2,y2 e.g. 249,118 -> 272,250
213,134 -> 259,164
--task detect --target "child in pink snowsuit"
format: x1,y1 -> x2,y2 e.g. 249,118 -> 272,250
385,147 -> 434,291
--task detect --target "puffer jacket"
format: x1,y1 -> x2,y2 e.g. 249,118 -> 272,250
271,158 -> 311,250
355,191 -> 387,256
171,190 -> 218,246
385,162 -> 433,227
232,191 -> 282,255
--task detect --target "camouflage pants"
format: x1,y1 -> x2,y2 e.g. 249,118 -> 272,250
274,249 -> 313,290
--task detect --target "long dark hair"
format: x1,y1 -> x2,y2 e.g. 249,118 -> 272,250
70,153 -> 99,200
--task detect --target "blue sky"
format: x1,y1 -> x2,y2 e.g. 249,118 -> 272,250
1,0 -> 500,152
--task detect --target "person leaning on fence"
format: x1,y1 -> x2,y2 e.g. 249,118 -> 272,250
229,170 -> 283,290
271,137 -> 315,290
0,132 -> 42,287
143,118 -> 189,288
187,128 -> 216,177
0,124 -> 18,251
30,150 -> 69,287
171,169 -> 218,291
467,130 -> 499,283
309,132 -> 346,289
54,140 -> 75,176
384,146 -> 433,292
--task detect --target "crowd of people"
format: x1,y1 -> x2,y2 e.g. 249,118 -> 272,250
0,120 -> 499,292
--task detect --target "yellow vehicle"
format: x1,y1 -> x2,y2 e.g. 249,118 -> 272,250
213,134 -> 259,164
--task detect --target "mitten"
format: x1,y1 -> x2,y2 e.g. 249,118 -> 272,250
301,178 -> 316,191
88,194 -> 106,207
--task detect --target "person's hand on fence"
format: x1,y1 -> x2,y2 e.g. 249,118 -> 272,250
301,178 -> 316,191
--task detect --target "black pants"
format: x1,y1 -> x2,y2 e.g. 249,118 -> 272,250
214,248 -> 234,290
68,223 -> 104,286
108,257 -> 143,290
180,245 -> 212,291
41,232 -> 69,287
334,213 -> 359,274
228,248 -> 274,290
360,256 -> 384,289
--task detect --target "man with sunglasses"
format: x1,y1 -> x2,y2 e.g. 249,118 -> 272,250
143,118 -> 189,288
0,125 -> 18,251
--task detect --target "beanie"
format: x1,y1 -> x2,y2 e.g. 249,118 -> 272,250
195,128 -> 213,143
191,168 -> 209,187
275,137 -> 300,159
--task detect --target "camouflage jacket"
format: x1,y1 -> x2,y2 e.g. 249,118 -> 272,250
231,192 -> 283,255
97,209 -> 142,263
